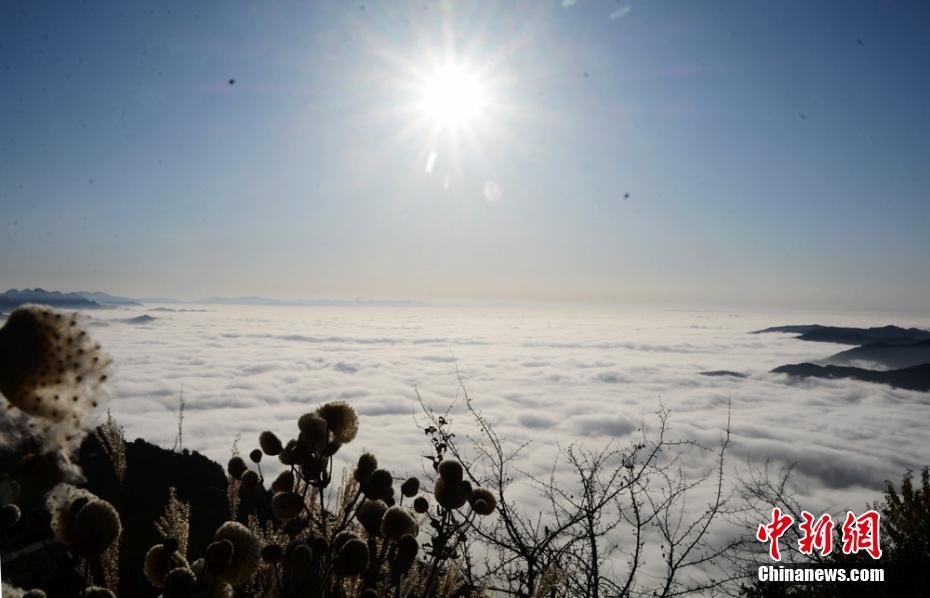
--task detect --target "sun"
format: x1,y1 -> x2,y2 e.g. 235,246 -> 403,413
417,64 -> 488,130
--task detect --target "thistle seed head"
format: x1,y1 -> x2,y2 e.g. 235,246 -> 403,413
144,544 -> 190,588
401,477 -> 420,497
214,521 -> 261,586
365,469 -> 393,500
357,499 -> 388,537
205,539 -> 234,573
240,469 -> 260,491
258,431 -> 283,456
413,496 -> 429,514
226,456 -> 247,480
0,306 -> 111,426
271,492 -> 304,522
317,401 -> 359,444
163,567 -> 196,597
354,452 -> 378,484
297,413 -> 328,452
469,487 -> 497,516
271,470 -> 295,493
380,506 -> 417,541
438,460 -> 463,485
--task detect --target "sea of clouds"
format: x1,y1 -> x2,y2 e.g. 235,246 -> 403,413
80,303 -> 930,579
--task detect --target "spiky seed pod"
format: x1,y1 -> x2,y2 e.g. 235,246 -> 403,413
261,543 -> 283,564
240,470 -> 260,491
248,449 -> 262,464
190,558 -> 235,598
413,496 -> 429,514
279,440 -> 300,465
144,544 -> 190,588
401,477 -> 420,498
68,498 -> 121,557
271,492 -> 304,522
458,480 -> 473,499
259,431 -> 283,456
205,539 -> 234,573
163,567 -> 197,597
437,460 -> 463,485
47,484 -> 92,544
394,534 -> 419,573
357,499 -> 388,537
214,521 -> 261,586
380,507 -> 418,541
433,478 -> 467,510
332,530 -> 360,555
365,469 -> 393,499
469,488 -> 497,516
226,457 -> 247,480
0,503 -> 21,529
317,401 -> 359,444
356,453 -> 377,478
0,305 -> 111,423
333,538 -> 369,576
271,470 -> 295,493
77,588 -> 115,598
24,591 -> 48,598
297,413 -> 328,453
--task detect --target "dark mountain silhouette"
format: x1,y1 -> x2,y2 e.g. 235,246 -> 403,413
754,324 -> 930,346
772,363 -> 930,392
699,370 -> 747,378
79,436 -> 230,596
121,314 -> 157,325
0,288 -> 101,310
0,289 -> 141,310
76,291 -> 141,306
752,325 -> 824,335
825,339 -> 930,370
78,434 -> 272,597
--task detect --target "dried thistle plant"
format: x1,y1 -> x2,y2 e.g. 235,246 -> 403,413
95,410 -> 126,484
100,536 -> 121,594
154,486 -> 191,558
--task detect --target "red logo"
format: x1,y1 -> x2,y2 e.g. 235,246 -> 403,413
756,508 -> 881,561
841,510 -> 882,559
756,507 -> 794,561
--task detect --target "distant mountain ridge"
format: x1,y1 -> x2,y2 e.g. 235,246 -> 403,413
824,339 -> 930,370
1,289 -> 424,310
772,362 -> 930,392
0,288 -> 142,310
1,288 -> 108,310
754,324 -> 930,346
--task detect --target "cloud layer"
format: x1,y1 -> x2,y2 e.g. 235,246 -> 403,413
83,304 -> 930,522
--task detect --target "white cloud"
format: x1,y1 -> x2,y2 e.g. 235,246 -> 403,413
75,305 -> 930,582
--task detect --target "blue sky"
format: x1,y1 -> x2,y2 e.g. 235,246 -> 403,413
1,1 -> 928,309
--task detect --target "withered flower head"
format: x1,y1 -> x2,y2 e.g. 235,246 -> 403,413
259,431 -> 283,456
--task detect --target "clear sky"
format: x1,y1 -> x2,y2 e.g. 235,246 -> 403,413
1,1 -> 929,310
